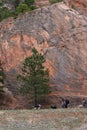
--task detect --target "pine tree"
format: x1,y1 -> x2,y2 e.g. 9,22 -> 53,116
18,48 -> 51,105
24,0 -> 34,7
0,60 -> 4,94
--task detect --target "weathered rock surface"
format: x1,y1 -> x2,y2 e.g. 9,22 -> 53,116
64,0 -> 87,16
35,0 -> 50,7
0,2 -> 87,104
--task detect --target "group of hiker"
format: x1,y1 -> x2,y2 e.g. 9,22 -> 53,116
61,98 -> 69,108
61,97 -> 87,108
33,98 -> 87,109
51,97 -> 87,109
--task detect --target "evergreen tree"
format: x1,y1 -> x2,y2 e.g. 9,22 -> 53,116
24,0 -> 34,7
18,48 -> 50,105
0,60 -> 4,94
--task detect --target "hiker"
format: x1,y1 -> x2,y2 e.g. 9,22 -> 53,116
51,105 -> 57,109
65,99 -> 69,108
61,98 -> 69,108
33,104 -> 41,109
82,98 -> 87,107
61,98 -> 66,108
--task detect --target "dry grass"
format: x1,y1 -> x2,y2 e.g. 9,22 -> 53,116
0,108 -> 87,130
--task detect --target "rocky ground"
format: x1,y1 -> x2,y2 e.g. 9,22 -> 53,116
0,108 -> 87,130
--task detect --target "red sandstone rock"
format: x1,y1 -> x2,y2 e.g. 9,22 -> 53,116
0,2 -> 87,107
64,0 -> 87,16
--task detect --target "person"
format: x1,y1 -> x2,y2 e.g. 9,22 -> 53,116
65,99 -> 69,108
33,104 -> 41,109
61,98 -> 64,108
51,105 -> 57,109
82,98 -> 87,107
61,98 -> 69,108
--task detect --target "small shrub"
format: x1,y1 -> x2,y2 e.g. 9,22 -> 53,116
71,4 -> 76,10
50,0 -> 63,4
0,7 -> 12,21
0,0 -> 3,6
24,0 -> 36,11
29,5 -> 36,10
24,0 -> 34,7
15,3 -> 29,15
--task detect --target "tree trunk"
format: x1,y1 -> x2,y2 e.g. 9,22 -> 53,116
34,87 -> 37,106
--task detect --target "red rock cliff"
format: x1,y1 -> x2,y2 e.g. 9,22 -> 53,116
0,2 -> 87,99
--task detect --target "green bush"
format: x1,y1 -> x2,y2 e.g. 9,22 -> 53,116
71,4 -> 76,10
29,5 -> 36,10
24,0 -> 36,10
0,0 -> 3,6
15,3 -> 29,15
50,0 -> 63,4
0,7 -> 12,21
24,0 -> 34,7
0,0 -> 36,22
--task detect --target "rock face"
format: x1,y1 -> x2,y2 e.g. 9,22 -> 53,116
0,2 -> 87,100
35,0 -> 50,7
73,0 -> 87,16
64,0 -> 87,16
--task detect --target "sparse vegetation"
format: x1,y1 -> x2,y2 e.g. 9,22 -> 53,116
0,7 -> 13,21
0,0 -> 3,6
0,0 -> 65,22
71,4 -> 76,10
15,3 -> 29,15
50,0 -> 63,4
0,0 -> 36,22
24,0 -> 34,7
